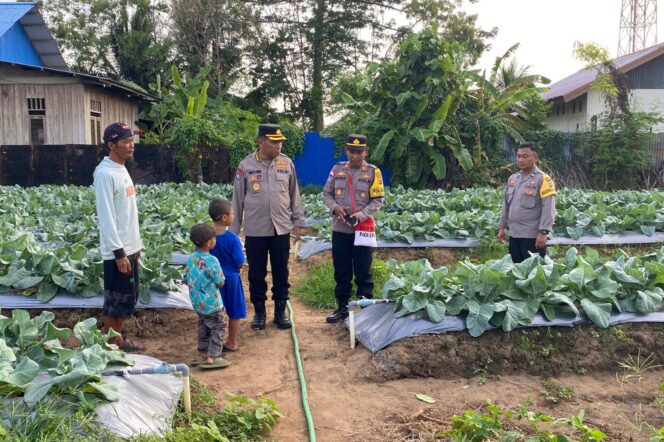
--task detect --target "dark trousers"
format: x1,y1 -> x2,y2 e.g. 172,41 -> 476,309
102,252 -> 140,319
197,311 -> 226,358
245,233 -> 290,304
332,231 -> 374,306
508,237 -> 546,263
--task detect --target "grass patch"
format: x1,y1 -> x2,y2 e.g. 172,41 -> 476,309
291,258 -> 389,309
540,379 -> 573,405
2,378 -> 280,442
1,397 -> 120,441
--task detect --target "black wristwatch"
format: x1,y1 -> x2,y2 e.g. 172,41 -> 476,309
539,230 -> 550,235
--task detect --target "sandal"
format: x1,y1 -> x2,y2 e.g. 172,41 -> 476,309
199,357 -> 231,370
119,340 -> 145,352
190,359 -> 208,366
223,345 -> 239,352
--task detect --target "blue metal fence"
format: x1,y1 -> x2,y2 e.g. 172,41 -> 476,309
293,132 -> 391,187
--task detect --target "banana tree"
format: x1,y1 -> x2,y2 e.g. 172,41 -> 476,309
461,44 -> 550,165
141,64 -> 212,137
335,25 -> 475,187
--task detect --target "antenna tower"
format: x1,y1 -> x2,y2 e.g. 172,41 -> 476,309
618,0 -> 658,55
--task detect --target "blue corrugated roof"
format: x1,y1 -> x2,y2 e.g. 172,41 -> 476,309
0,3 -> 35,39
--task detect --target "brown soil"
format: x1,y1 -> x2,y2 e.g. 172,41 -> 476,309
368,323 -> 664,380
29,249 -> 664,441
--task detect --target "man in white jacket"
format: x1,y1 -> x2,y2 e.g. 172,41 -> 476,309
94,122 -> 144,352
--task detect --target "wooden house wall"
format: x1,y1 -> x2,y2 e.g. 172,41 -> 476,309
0,65 -> 140,145
0,64 -> 87,144
84,86 -> 139,144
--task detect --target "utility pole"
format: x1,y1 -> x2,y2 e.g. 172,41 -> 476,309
618,0 -> 658,56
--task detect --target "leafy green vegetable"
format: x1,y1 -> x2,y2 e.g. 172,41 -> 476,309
382,247 -> 664,336
0,183 -> 234,302
0,309 -> 131,405
303,186 -> 664,243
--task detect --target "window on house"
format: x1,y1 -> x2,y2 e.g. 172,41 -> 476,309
27,98 -> 46,116
578,99 -> 583,112
30,118 -> 45,145
556,104 -> 560,116
27,98 -> 46,144
572,101 -> 576,113
90,100 -> 102,144
562,103 -> 565,115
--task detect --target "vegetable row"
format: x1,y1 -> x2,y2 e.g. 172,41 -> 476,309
383,247 -> 664,336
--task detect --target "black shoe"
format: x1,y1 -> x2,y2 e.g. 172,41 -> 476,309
326,307 -> 349,324
273,300 -> 292,329
251,303 -> 266,330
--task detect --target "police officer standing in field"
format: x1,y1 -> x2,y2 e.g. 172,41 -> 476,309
231,124 -> 305,330
323,134 -> 384,323
497,142 -> 556,263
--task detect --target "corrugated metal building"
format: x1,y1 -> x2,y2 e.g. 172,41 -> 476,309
0,2 -> 154,145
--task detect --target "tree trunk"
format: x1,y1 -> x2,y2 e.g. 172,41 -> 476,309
311,0 -> 325,131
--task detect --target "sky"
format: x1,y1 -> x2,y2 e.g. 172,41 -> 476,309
464,0 -> 660,83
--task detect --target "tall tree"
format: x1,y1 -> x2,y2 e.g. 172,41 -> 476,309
331,25 -> 475,187
170,0 -> 257,96
248,0 -> 495,130
39,0 -> 171,88
248,0 -> 400,130
460,44 -> 550,164
109,0 -> 172,89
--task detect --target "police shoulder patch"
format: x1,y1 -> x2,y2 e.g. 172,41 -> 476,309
540,174 -> 556,199
235,167 -> 243,181
369,168 -> 385,197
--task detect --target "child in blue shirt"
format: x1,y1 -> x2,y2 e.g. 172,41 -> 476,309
184,223 -> 230,369
209,199 -> 246,352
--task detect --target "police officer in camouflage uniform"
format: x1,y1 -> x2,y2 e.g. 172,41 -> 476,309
323,134 -> 385,323
231,123 -> 305,330
498,142 -> 556,263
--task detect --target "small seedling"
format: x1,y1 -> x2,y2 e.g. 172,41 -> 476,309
609,325 -> 630,342
540,379 -> 573,405
618,350 -> 661,383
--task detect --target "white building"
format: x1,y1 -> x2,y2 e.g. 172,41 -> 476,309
542,42 -> 664,132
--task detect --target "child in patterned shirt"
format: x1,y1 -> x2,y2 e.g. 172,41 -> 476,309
184,223 -> 230,369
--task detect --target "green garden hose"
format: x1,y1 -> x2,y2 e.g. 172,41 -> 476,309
287,300 -> 316,442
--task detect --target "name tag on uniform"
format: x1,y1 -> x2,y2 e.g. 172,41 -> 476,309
276,168 -> 289,174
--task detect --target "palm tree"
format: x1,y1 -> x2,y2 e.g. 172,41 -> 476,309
462,44 -> 550,164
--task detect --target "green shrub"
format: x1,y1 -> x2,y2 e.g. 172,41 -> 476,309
168,116 -> 224,182
291,259 -> 389,309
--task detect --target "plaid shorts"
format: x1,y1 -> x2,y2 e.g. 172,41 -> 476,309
102,253 -> 140,319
